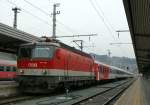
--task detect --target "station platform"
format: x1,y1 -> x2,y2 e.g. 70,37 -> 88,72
115,77 -> 149,105
0,81 -> 18,98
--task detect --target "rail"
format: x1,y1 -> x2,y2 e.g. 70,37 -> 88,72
72,78 -> 135,105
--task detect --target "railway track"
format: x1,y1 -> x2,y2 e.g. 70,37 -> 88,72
0,79 -> 134,105
0,95 -> 42,105
72,78 -> 135,105
0,94 -> 50,105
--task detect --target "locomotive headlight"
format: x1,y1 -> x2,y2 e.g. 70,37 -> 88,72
42,70 -> 47,75
20,70 -> 24,74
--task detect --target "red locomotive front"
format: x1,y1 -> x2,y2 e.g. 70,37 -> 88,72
17,41 -> 95,93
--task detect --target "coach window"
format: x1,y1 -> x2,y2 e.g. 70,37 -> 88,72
12,67 -> 17,72
104,68 -> 106,73
104,68 -> 106,72
112,70 -> 115,74
109,69 -> 111,73
0,66 -> 4,71
103,68 -> 105,73
111,69 -> 112,73
102,67 -> 104,73
115,71 -> 117,74
6,66 -> 11,72
101,66 -> 103,72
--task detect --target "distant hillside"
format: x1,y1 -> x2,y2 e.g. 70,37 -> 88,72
90,53 -> 138,73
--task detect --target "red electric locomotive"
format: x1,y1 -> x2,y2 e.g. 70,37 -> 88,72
17,39 -> 95,93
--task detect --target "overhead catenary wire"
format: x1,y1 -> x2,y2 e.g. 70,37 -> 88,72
89,0 -> 129,56
93,0 -> 131,49
56,21 -> 79,34
89,0 -> 116,40
94,0 -> 116,31
93,1 -> 131,50
5,0 -> 130,57
6,0 -> 95,50
23,0 -> 50,16
22,0 -> 94,47
22,0 -> 78,35
6,0 -> 68,35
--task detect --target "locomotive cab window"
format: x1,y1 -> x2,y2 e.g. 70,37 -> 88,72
0,66 -> 4,71
18,45 -> 55,59
18,47 -> 32,59
32,46 -> 55,58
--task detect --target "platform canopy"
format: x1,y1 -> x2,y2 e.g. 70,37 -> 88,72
123,0 -> 150,73
0,23 -> 41,53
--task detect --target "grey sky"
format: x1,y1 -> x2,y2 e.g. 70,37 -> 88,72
0,0 -> 135,58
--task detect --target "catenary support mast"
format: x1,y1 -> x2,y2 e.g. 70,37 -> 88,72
12,7 -> 21,29
52,3 -> 60,38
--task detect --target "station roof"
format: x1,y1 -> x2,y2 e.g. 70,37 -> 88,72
0,23 -> 41,53
123,0 -> 150,73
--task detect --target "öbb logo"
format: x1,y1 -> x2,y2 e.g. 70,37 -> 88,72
28,63 -> 37,67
